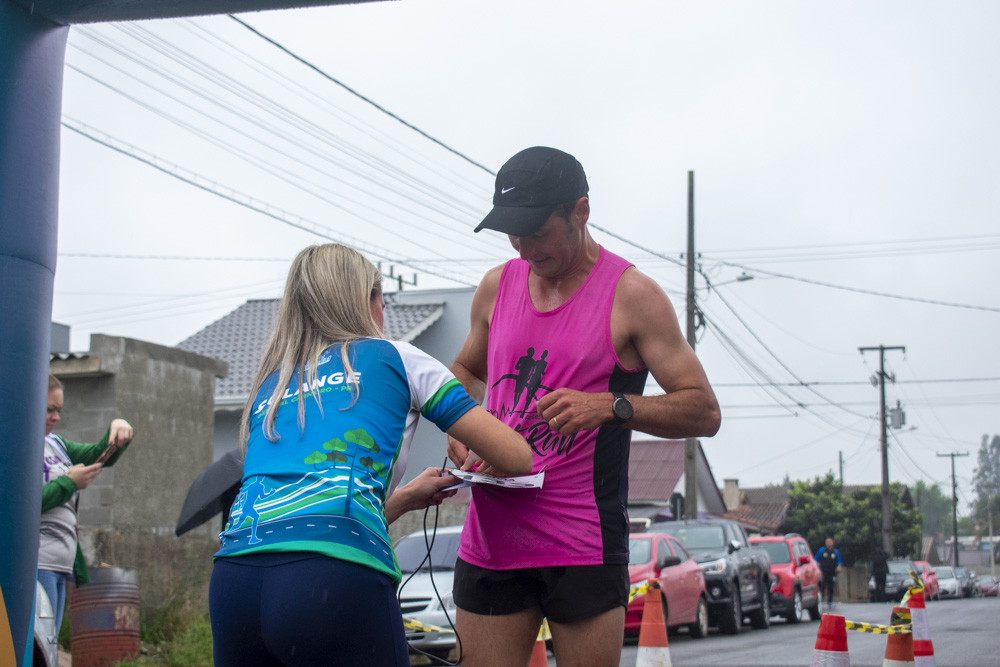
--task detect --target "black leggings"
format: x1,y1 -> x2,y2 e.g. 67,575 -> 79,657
210,552 -> 409,667
821,574 -> 836,603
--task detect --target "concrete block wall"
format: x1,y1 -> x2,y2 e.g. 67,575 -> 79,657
52,334 -> 227,617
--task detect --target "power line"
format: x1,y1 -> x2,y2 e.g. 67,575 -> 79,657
714,377 -> 1000,387
716,261 -> 1000,313
704,275 -> 871,419
62,118 -> 478,288
227,14 -> 497,177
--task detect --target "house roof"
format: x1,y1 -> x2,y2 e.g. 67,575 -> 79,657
176,297 -> 444,406
627,439 -> 727,515
719,503 -> 789,535
628,440 -> 686,502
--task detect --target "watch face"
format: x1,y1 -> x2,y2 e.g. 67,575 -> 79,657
613,395 -> 633,422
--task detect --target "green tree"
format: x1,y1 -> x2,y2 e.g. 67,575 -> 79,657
913,479 -> 953,535
971,434 -> 1000,529
781,472 -> 923,566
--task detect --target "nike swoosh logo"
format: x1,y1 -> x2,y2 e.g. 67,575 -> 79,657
501,187 -> 515,194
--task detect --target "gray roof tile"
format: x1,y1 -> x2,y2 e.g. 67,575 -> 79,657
177,298 -> 444,404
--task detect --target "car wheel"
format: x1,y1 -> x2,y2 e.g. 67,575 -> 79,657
750,581 -> 771,629
689,597 -> 709,639
661,596 -> 670,634
785,588 -> 803,624
718,586 -> 741,635
807,596 -> 822,621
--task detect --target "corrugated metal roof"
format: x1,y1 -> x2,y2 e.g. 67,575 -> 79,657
176,298 -> 444,405
628,440 -> 686,501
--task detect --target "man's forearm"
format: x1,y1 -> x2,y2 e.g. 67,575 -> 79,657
628,388 -> 721,439
450,360 -> 487,405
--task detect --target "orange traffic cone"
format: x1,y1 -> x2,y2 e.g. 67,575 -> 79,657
882,607 -> 914,667
528,618 -> 550,667
810,614 -> 850,666
906,589 -> 936,667
636,579 -> 672,667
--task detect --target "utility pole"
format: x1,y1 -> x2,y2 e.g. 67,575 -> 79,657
859,345 -> 905,556
990,495 -> 995,578
839,450 -> 843,482
937,452 -> 969,567
684,170 -> 699,520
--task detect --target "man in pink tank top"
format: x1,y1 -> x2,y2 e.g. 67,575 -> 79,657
448,146 -> 721,667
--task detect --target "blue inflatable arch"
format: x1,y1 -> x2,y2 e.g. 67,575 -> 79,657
0,1 -> 381,664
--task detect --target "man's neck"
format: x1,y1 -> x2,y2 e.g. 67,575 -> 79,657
527,235 -> 601,309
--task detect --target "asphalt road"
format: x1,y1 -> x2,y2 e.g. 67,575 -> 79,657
572,597 -> 998,666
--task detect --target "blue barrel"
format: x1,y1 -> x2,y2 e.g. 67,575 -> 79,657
69,567 -> 140,667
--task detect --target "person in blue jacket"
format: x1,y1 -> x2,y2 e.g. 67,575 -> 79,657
816,537 -> 843,606
209,244 -> 532,667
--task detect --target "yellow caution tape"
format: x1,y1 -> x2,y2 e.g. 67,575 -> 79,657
628,581 -> 651,605
403,617 -> 455,635
844,620 -> 912,635
536,618 -> 552,641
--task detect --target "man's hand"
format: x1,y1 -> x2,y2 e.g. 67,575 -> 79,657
447,436 -> 506,477
447,435 -> 472,469
66,462 -> 102,490
536,389 -> 614,435
109,419 -> 133,447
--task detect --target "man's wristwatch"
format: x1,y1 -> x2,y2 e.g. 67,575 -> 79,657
611,392 -> 633,424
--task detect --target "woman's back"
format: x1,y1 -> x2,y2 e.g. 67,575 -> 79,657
217,338 -> 475,581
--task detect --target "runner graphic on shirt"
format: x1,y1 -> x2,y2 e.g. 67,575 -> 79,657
491,347 -> 553,415
230,476 -> 275,545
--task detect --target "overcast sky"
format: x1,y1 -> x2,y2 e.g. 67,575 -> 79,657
53,0 -> 1000,507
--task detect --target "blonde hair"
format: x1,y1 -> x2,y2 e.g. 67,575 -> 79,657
48,374 -> 63,392
239,244 -> 383,449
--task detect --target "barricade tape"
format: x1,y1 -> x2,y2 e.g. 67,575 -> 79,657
628,581 -> 651,605
899,581 -> 923,607
844,620 -> 912,635
403,617 -> 455,635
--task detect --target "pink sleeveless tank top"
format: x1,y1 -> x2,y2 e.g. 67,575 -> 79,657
458,247 -> 649,569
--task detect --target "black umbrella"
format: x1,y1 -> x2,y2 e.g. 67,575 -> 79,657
175,449 -> 244,537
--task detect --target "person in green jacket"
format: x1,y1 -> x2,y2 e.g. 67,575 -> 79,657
40,374 -> 134,630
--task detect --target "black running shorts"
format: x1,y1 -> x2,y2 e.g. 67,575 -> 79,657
453,557 -> 629,624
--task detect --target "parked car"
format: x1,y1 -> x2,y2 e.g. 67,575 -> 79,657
626,533 -> 709,638
33,582 -> 58,667
979,575 -> 999,597
934,566 -> 962,599
954,566 -> 981,598
868,560 -> 917,602
913,560 -> 939,600
394,525 -> 463,661
750,533 -> 822,623
649,519 -> 772,634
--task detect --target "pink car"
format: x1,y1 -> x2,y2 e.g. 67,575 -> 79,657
913,561 -> 939,601
626,533 -> 709,639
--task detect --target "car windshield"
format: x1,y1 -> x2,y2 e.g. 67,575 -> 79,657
757,542 -> 792,564
656,525 -> 726,550
629,539 -> 652,566
980,576 -> 995,584
954,567 -> 969,577
395,531 -> 462,573
887,561 -> 914,574
935,567 -> 954,579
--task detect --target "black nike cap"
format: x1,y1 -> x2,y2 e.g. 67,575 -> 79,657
474,146 -> 589,236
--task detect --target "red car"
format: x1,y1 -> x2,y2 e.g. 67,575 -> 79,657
626,533 -> 709,639
749,534 -> 822,623
913,561 -> 939,601
979,575 -> 999,597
